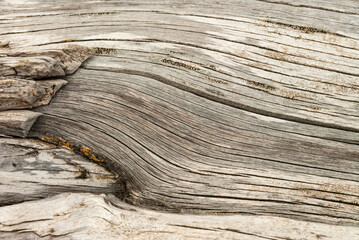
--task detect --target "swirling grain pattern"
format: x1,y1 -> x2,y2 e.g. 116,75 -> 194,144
0,0 -> 359,239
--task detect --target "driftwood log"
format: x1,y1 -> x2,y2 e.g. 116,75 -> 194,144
0,0 -> 359,239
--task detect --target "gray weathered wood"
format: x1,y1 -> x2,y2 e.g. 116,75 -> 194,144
29,60 -> 359,226
0,110 -> 42,137
1,192 -> 358,240
0,78 -> 67,111
0,45 -> 93,136
1,1 -> 358,131
0,45 -> 93,78
0,138 -> 119,206
0,0 -> 359,239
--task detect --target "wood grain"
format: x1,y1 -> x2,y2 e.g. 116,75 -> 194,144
0,0 -> 359,238
0,78 -> 67,111
0,138 -> 119,206
29,59 -> 359,226
1,1 -> 359,131
0,110 -> 42,137
1,192 -> 358,240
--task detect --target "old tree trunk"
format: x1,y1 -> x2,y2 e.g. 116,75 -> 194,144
0,0 -> 359,239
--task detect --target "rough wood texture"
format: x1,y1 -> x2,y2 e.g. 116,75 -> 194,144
0,110 -> 42,137
30,58 -> 359,225
1,0 -> 359,239
0,78 -> 67,111
1,192 -> 358,240
0,45 -> 93,78
1,1 -> 359,132
0,44 -> 93,136
0,138 -> 119,206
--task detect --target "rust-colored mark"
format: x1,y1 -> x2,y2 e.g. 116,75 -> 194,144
70,12 -> 118,17
205,76 -> 229,85
265,50 -> 288,61
80,146 -> 104,162
278,89 -> 302,100
161,58 -> 200,71
93,47 -> 120,56
43,133 -> 105,162
264,20 -> 345,37
247,80 -> 276,91
307,105 -> 321,111
95,174 -> 112,180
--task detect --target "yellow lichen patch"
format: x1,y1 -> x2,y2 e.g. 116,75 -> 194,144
59,138 -> 71,148
43,134 -> 72,148
43,133 -> 104,163
43,134 -> 60,145
79,146 -> 104,162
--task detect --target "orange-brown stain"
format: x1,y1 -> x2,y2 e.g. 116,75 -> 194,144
43,133 -> 104,163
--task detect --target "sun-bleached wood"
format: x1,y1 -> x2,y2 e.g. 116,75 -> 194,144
0,138 -> 119,206
0,45 -> 94,78
0,0 -> 358,239
0,110 -> 42,137
0,44 -> 93,137
0,78 -> 67,111
1,192 -> 358,240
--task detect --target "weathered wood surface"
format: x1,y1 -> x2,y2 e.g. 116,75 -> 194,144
0,44 -> 93,137
0,45 -> 93,78
2,1 -> 359,132
0,110 -> 42,137
0,138 -> 119,206
29,56 -> 359,225
0,78 -> 67,111
1,192 -> 359,240
0,0 -> 359,239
